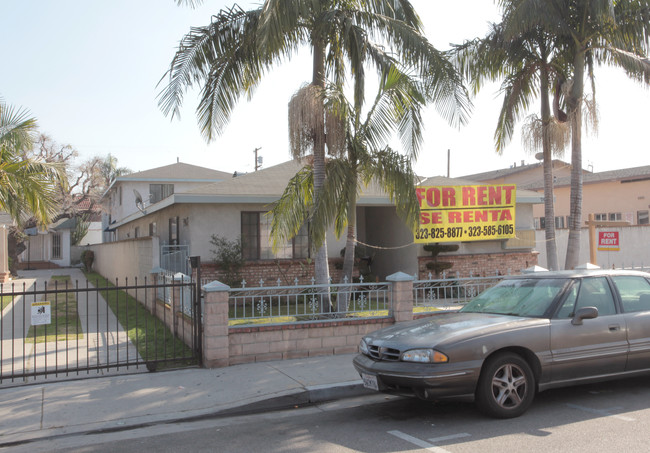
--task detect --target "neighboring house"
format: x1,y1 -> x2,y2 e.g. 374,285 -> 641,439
101,161 -> 232,242
18,200 -> 103,269
106,159 -> 543,282
461,161 -> 650,229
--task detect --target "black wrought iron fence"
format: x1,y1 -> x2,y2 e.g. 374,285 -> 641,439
0,274 -> 200,385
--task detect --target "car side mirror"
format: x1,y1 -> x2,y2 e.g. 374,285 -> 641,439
572,306 -> 599,325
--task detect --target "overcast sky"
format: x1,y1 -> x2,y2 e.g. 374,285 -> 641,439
2,1 -> 648,178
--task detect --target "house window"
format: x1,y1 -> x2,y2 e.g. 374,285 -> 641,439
150,184 -> 174,204
638,210 -> 649,225
609,212 -> 622,221
241,212 -> 310,260
119,186 -> 122,206
52,233 -> 62,260
169,216 -> 179,246
149,222 -> 157,236
555,216 -> 565,229
134,227 -> 140,238
594,213 -> 607,222
539,217 -> 545,229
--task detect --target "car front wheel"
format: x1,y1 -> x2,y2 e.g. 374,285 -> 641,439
476,352 -> 535,418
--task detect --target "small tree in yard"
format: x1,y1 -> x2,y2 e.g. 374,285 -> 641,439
210,235 -> 245,287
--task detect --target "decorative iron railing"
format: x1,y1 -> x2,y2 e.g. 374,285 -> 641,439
413,272 -> 506,311
227,276 -> 391,323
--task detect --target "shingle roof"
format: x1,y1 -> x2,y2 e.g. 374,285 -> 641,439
120,162 -> 232,181
458,160 -> 570,181
520,164 -> 650,190
418,176 -> 543,203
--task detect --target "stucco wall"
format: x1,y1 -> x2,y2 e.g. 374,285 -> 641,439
532,179 -> 650,225
535,225 -> 650,269
87,236 -> 159,282
115,202 -> 347,263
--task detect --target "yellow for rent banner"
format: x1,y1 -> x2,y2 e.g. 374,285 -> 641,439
414,184 -> 517,243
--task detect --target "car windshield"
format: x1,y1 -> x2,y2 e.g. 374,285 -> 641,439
460,278 -> 568,317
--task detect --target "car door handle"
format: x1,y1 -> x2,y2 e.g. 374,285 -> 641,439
609,324 -> 621,332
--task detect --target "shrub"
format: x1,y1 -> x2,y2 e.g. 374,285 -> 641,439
81,250 -> 94,271
210,235 -> 245,287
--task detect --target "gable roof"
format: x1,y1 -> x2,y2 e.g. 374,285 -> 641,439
120,162 -> 232,181
459,159 -> 571,182
520,164 -> 650,190
419,176 -> 544,203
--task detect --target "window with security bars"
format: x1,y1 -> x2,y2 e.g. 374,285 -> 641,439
241,212 -> 310,260
638,210 -> 649,225
52,233 -> 62,260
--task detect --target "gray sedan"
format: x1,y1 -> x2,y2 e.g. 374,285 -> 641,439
353,269 -> 650,418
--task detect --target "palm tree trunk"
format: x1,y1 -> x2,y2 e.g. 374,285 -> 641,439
311,40 -> 332,310
338,190 -> 358,313
565,50 -> 585,270
540,63 -> 559,270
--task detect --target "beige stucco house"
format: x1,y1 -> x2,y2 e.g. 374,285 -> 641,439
105,159 -> 543,282
461,160 -> 650,228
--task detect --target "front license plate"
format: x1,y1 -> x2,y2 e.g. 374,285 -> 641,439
361,373 -> 379,391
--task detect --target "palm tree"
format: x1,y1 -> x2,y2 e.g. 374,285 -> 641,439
505,0 -> 650,269
159,0 -> 469,284
0,99 -> 67,226
270,68 -> 425,304
454,10 -> 572,270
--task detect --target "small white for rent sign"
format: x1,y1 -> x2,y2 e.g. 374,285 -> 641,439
31,301 -> 52,326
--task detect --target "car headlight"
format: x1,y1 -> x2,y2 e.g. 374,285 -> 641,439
401,349 -> 448,363
359,338 -> 369,355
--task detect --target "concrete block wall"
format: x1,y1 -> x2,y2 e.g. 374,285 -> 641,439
201,272 -> 417,368
227,318 -> 393,365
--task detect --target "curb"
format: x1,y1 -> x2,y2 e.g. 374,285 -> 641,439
0,380 -> 373,448
216,380 -> 373,416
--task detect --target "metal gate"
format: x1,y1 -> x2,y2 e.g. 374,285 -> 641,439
161,244 -> 190,275
0,271 -> 202,386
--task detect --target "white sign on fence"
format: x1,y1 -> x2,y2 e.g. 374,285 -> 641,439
31,301 -> 51,326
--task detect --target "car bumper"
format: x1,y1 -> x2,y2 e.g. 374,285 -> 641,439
352,353 -> 480,401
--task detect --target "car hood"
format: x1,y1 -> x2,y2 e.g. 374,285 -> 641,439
364,312 -> 546,349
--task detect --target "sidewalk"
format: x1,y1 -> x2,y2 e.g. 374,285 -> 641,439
0,353 -> 370,447
0,269 -> 370,447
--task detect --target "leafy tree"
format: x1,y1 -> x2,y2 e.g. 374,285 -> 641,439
505,0 -> 650,269
0,99 -> 67,226
159,0 -> 469,285
23,136 -> 131,219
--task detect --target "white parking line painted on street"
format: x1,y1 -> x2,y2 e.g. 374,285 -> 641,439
428,433 -> 471,443
388,430 -> 451,453
566,404 -> 636,421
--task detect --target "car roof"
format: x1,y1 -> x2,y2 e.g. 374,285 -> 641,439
504,269 -> 650,280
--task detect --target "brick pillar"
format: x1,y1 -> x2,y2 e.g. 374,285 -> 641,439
0,226 -> 10,283
202,280 -> 230,368
149,268 -> 165,315
386,271 -> 414,323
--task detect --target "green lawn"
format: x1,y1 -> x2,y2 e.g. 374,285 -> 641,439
1,294 -> 13,311
84,271 -> 197,368
228,295 -> 390,326
26,276 -> 83,343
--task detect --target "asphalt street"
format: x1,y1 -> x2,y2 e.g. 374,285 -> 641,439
11,375 -> 650,453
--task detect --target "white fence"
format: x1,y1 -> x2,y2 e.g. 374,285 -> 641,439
535,226 -> 650,270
